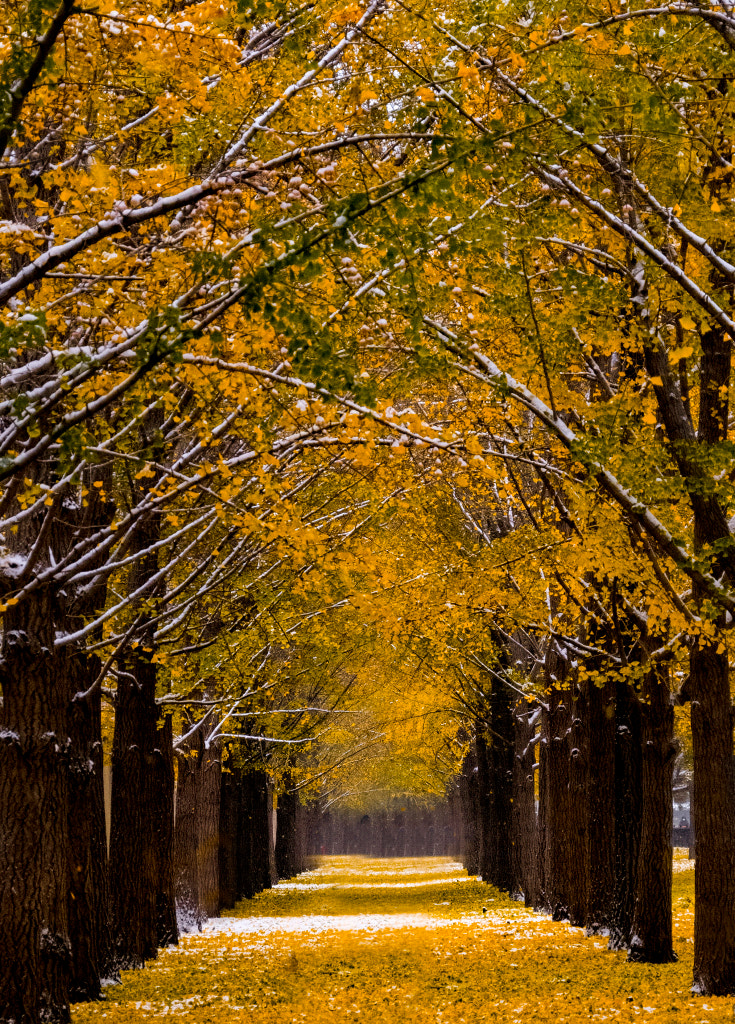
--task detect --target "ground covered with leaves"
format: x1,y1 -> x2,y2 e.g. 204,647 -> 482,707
73,853 -> 728,1023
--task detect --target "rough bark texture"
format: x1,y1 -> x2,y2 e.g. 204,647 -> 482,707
534,725 -> 548,913
511,701 -> 538,905
175,734 -> 203,934
488,680 -> 514,892
475,725 -> 493,883
67,655 -> 111,1000
458,750 -> 479,876
544,687 -> 572,921
218,764 -> 240,912
276,780 -> 305,880
199,740 -> 222,919
629,667 -> 676,963
108,640 -> 160,968
153,716 -> 178,948
0,594 -> 72,1024
567,683 -> 588,927
691,639 -> 735,993
608,681 -> 642,952
584,678 -> 616,935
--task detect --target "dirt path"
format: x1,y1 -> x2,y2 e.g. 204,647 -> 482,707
72,854 -> 727,1023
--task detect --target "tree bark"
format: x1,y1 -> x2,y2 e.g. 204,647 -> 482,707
218,761 -> 240,912
108,638 -> 161,968
691,639 -> 735,992
584,678 -> 616,935
174,734 -> 203,934
544,687 -> 572,921
199,740 -> 221,918
512,701 -> 538,905
0,595 -> 72,1024
629,666 -> 676,963
153,716 -> 177,947
488,680 -> 514,892
608,680 -> 642,952
567,683 -> 588,927
475,725 -> 493,883
67,653 -> 112,1001
276,779 -> 302,880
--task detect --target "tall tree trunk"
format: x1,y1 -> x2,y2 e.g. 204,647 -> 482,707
629,666 -> 676,963
153,716 -> 177,947
108,636 -> 160,967
459,750 -> 479,876
544,687 -> 572,921
489,680 -> 514,892
218,760 -> 240,912
475,725 -> 493,882
67,653 -> 112,1001
534,723 -> 548,913
584,678 -> 616,935
567,683 -> 588,927
691,639 -> 735,992
276,779 -> 301,880
512,701 -> 538,905
175,733 -> 203,933
199,740 -> 221,918
608,680 -> 642,952
0,595 -> 72,1024
250,770 -> 276,893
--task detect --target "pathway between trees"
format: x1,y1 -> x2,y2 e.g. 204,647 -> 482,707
73,855 -> 725,1023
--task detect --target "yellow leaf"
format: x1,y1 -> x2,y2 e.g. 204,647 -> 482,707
360,90 -> 378,102
680,316 -> 697,331
649,376 -> 663,386
415,87 -> 436,103
643,410 -> 657,425
617,43 -> 631,55
670,346 -> 693,361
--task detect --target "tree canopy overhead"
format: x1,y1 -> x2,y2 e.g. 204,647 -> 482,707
4,0 -> 735,1017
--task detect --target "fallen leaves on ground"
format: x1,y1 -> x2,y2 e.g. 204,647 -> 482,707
73,851 -> 725,1023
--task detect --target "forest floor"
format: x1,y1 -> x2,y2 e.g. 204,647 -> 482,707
72,852 -> 731,1023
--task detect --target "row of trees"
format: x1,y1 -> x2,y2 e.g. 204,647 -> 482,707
4,0 -> 735,1017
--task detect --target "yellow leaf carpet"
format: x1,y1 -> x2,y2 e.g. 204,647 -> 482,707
72,852 -> 727,1023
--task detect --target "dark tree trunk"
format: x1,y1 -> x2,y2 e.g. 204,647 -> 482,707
175,732 -> 203,933
512,701 -> 538,905
153,716 -> 177,948
199,741 -> 221,918
458,751 -> 479,875
108,639 -> 160,968
0,595 -> 72,1024
218,762 -> 240,912
488,680 -> 514,892
691,639 -> 735,993
250,771 -> 276,893
475,726 -> 493,882
534,724 -> 548,913
567,683 -> 588,927
67,653 -> 112,1001
584,678 -> 616,935
608,680 -> 642,952
276,780 -> 301,880
544,687 -> 572,921
629,666 -> 676,963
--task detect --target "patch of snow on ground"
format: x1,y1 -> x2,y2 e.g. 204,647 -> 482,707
273,877 -> 475,891
203,910 -> 530,938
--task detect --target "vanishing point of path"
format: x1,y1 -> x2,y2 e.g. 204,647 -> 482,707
73,855 -> 729,1023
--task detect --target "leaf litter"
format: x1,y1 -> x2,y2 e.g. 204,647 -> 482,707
72,851 -> 728,1023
